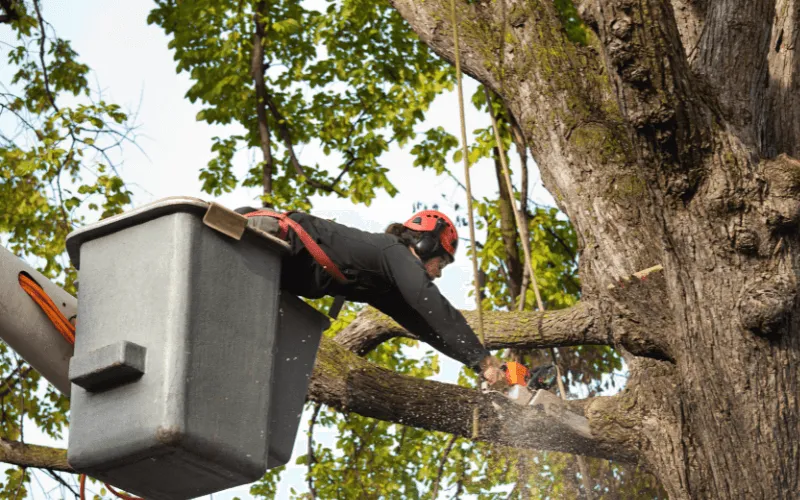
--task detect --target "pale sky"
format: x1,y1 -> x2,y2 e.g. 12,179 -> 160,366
0,1 -> 557,498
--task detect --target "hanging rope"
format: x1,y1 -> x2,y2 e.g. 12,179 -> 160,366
480,4 -> 592,491
484,86 -> 595,499
449,0 -> 486,443
449,0 -> 485,346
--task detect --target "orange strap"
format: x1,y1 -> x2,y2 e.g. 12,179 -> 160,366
245,210 -> 348,284
17,275 -> 142,500
18,273 -> 75,345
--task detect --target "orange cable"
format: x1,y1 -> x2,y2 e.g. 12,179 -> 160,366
77,467 -> 143,500
18,273 -> 75,345
106,483 -> 144,500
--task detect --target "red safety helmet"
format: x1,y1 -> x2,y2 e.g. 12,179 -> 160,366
403,210 -> 459,261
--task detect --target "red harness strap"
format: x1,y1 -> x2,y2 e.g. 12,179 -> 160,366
244,210 -> 348,284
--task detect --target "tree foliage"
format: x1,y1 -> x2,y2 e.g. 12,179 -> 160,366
147,0 -> 454,210
1,1 -> 133,283
0,1 -> 137,497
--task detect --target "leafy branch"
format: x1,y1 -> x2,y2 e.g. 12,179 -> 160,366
0,0 -> 20,23
306,403 -> 322,499
430,435 -> 457,498
261,91 -> 348,197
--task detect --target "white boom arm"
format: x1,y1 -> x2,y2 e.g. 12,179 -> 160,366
0,244 -> 75,395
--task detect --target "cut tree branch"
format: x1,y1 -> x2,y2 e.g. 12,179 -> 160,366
0,331 -> 640,472
308,337 -> 638,463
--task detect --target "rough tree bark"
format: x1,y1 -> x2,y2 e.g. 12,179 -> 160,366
378,0 -> 800,498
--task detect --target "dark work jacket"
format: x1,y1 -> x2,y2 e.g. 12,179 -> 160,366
279,212 -> 490,373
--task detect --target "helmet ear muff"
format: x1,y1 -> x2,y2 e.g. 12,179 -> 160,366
414,217 -> 446,260
402,209 -> 458,259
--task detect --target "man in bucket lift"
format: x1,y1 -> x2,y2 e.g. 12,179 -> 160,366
237,206 -> 555,390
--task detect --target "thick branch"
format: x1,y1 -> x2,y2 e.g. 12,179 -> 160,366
386,0 -> 499,89
0,311 -> 637,472
386,0 -> 672,290
337,265 -> 674,361
0,439 -> 71,473
334,302 -> 608,356
309,337 -> 637,463
0,348 -> 637,473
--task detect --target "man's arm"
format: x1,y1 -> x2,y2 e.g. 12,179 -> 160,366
369,244 -> 492,373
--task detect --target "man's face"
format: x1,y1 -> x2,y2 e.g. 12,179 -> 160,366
424,256 -> 450,280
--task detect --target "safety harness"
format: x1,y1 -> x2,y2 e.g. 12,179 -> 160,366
243,210 -> 348,318
243,210 -> 347,283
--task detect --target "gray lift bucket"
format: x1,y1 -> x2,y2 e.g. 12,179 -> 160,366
64,197 -> 329,500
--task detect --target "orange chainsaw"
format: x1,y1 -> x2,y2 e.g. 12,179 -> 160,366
482,362 -> 557,405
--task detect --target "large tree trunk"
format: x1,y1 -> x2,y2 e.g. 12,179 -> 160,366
381,0 -> 800,498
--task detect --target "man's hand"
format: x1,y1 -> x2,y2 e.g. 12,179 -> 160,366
478,355 -> 507,389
